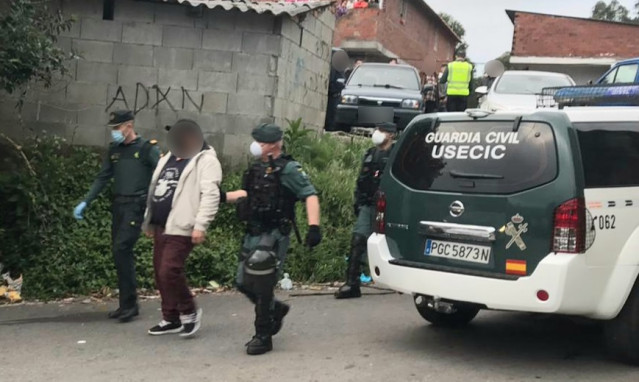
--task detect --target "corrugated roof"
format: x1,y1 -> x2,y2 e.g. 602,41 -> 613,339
177,0 -> 333,16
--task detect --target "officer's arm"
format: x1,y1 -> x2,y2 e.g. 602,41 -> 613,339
439,67 -> 449,84
225,190 -> 247,204
147,144 -> 160,169
306,195 -> 320,226
84,149 -> 114,204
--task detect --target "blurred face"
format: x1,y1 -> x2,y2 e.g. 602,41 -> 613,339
167,122 -> 204,159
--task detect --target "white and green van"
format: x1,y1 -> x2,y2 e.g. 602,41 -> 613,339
368,107 -> 639,364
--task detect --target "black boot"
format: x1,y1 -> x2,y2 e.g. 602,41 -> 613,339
271,300 -> 290,336
335,234 -> 367,299
246,335 -> 273,355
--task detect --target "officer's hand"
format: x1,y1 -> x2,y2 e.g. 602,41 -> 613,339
145,229 -> 154,238
73,201 -> 87,220
305,225 -> 322,248
192,229 -> 206,245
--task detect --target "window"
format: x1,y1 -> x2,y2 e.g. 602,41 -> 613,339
600,68 -> 618,84
103,0 -> 115,21
575,122 -> 639,188
614,64 -> 638,83
494,73 -> 574,95
400,0 -> 406,18
391,120 -> 558,194
348,65 -> 421,90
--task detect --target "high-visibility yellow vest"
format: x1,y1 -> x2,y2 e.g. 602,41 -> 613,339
447,61 -> 473,96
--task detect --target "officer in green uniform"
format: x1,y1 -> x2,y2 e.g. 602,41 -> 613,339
335,122 -> 396,299
222,123 -> 322,355
73,110 -> 160,322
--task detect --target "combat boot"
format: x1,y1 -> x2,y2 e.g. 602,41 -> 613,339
246,335 -> 273,355
335,234 -> 367,299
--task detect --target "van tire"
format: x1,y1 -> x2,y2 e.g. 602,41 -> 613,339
414,300 -> 480,328
604,279 -> 639,365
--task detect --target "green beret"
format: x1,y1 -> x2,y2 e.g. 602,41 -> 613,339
251,123 -> 283,143
376,122 -> 397,133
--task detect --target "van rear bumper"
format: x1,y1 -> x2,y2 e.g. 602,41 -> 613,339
368,234 -> 639,319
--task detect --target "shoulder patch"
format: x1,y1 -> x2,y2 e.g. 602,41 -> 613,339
149,139 -> 158,145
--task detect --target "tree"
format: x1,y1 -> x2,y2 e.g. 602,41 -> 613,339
439,12 -> 468,57
591,0 -> 639,23
0,0 -> 74,104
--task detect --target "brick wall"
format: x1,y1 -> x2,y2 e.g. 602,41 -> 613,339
0,0 -> 333,167
512,12 -> 639,58
333,0 -> 456,74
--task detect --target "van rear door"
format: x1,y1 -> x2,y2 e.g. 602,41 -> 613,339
383,116 -> 578,278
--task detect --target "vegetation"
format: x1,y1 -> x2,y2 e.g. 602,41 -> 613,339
0,119 -> 370,299
439,12 -> 468,57
591,0 -> 639,23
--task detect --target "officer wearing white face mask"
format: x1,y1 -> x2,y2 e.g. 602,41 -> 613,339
335,122 -> 397,299
72,110 -> 160,322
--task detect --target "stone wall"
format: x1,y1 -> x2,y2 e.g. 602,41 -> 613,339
0,0 -> 334,167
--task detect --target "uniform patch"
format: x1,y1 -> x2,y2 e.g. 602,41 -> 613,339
150,139 -> 158,145
134,151 -> 140,159
499,214 -> 528,251
110,153 -> 120,162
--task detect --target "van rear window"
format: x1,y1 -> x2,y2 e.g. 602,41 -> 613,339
391,120 -> 558,194
575,122 -> 639,188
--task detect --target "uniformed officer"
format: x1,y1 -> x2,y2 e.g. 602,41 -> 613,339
335,122 -> 396,299
73,110 -> 160,322
221,123 -> 322,355
440,53 -> 474,112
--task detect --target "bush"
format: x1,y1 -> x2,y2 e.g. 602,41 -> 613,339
0,122 -> 370,299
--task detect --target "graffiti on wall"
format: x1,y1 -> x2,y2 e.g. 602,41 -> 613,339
106,83 -> 204,113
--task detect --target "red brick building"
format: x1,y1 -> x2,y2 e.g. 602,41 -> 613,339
508,10 -> 639,84
333,0 -> 459,74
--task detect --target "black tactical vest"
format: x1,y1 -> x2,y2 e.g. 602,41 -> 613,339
239,155 -> 298,233
356,146 -> 393,206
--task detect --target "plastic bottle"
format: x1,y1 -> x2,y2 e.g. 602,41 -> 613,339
280,273 -> 293,290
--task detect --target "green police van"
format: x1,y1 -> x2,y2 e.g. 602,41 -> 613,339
368,107 -> 639,364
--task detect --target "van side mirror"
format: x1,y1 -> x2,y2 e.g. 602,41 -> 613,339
475,86 -> 488,95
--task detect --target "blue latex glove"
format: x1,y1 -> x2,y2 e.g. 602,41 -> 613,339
360,273 -> 372,284
73,201 -> 87,220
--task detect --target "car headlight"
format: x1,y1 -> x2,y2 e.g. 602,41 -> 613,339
341,95 -> 358,104
401,99 -> 421,109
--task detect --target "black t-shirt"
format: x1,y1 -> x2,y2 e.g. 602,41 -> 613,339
150,156 -> 189,227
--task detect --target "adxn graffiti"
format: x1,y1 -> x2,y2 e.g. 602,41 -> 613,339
106,83 -> 204,113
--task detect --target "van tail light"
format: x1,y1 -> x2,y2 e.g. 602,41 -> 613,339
374,191 -> 386,234
552,198 -> 585,253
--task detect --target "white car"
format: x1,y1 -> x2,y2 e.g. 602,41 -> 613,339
476,70 -> 575,111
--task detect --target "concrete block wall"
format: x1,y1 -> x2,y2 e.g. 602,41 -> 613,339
0,0 -> 333,168
274,8 -> 335,132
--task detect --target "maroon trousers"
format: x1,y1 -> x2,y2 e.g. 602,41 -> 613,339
153,228 -> 196,322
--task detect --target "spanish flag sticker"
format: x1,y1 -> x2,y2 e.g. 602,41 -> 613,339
506,259 -> 527,276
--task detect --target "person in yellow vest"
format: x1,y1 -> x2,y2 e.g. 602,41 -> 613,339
439,53 -> 474,112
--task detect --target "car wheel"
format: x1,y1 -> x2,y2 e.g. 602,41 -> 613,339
604,279 -> 639,365
414,295 -> 480,327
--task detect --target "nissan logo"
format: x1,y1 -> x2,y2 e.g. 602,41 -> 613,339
449,201 -> 465,217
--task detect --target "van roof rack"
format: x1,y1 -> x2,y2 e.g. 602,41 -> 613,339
536,84 -> 639,109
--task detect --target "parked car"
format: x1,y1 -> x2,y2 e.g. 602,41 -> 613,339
368,106 -> 639,364
335,63 -> 426,131
597,57 -> 639,84
476,70 -> 575,111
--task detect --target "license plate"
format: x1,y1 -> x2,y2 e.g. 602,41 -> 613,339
358,106 -> 394,124
424,239 -> 491,264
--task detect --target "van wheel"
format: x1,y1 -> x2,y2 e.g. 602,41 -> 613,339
604,280 -> 639,365
414,296 -> 480,327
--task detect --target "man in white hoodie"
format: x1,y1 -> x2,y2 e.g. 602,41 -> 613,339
142,119 -> 222,337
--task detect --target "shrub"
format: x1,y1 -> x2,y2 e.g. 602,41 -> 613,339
0,123 -> 369,299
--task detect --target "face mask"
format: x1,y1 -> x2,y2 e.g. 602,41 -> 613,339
372,130 -> 387,146
111,130 -> 125,144
250,141 -> 263,157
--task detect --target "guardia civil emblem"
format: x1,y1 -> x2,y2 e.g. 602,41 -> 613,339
500,214 -> 528,251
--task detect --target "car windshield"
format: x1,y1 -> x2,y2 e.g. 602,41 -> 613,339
495,74 -> 573,95
348,66 -> 420,90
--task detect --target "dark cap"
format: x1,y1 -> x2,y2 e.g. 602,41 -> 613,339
376,122 -> 397,133
107,110 -> 134,127
251,123 -> 283,143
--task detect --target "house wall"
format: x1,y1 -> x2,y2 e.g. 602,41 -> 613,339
0,0 -> 333,167
333,0 -> 456,74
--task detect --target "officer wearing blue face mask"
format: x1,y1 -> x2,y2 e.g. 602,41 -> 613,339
73,110 -> 160,322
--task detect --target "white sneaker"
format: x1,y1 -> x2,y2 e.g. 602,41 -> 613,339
179,308 -> 202,338
148,320 -> 183,336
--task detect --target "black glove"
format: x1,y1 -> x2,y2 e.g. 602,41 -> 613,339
219,191 -> 227,204
305,225 -> 322,248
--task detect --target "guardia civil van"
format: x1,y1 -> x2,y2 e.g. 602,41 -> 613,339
368,107 -> 639,364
